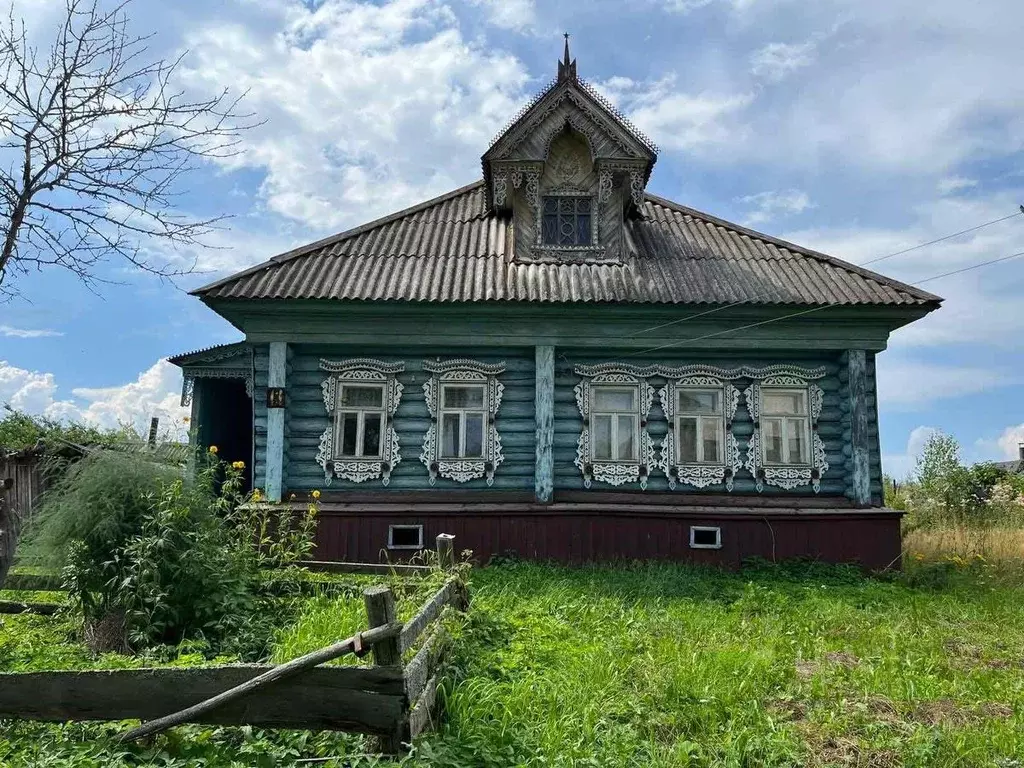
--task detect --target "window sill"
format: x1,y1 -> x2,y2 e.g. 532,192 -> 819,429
520,245 -> 620,265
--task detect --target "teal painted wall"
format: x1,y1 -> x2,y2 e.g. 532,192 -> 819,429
553,350 -> 863,497
283,346 -> 534,492
247,342 -> 882,502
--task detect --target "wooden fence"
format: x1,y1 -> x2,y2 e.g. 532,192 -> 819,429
0,453 -> 45,522
0,534 -> 467,753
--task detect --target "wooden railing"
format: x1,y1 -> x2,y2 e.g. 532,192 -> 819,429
0,534 -> 469,754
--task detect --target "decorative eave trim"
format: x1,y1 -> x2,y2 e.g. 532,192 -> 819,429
574,363 -> 828,380
181,368 -> 253,407
423,359 -> 507,376
320,357 -> 406,375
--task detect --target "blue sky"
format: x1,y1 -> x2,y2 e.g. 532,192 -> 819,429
2,0 -> 1023,478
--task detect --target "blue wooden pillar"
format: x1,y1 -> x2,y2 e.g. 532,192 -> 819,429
265,341 -> 287,502
535,345 -> 555,503
847,349 -> 872,506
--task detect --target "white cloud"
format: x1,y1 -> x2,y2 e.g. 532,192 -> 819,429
875,357 -> 1011,410
937,176 -> 978,195
178,0 -> 531,233
738,189 -> 812,225
595,75 -> 753,152
465,0 -> 535,31
0,325 -> 63,338
994,425 -> 1024,461
749,42 -> 816,82
882,425 -> 938,480
0,359 -> 187,438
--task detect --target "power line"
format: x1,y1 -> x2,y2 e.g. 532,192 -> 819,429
625,247 -> 1024,358
859,208 -> 1024,266
631,206 -> 1024,338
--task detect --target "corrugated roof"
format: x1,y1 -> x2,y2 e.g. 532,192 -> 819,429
167,341 -> 248,366
194,181 -> 941,307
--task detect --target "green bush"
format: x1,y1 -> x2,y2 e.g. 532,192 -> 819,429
0,407 -> 134,452
28,449 -> 318,659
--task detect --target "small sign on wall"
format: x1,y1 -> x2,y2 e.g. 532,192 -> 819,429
266,387 -> 286,409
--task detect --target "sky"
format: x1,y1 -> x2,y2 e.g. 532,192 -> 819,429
1,0 -> 1022,478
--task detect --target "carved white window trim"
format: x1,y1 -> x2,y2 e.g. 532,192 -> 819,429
573,363 -> 656,489
316,358 -> 404,486
420,359 -> 506,485
658,374 -> 742,491
744,369 -> 828,492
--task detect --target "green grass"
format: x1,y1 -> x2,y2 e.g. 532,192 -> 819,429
1,561 -> 1023,766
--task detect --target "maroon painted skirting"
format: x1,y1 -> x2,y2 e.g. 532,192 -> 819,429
302,496 -> 903,571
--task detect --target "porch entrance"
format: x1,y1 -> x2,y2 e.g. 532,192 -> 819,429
195,378 -> 253,490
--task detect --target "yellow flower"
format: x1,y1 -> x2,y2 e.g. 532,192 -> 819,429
208,445 -> 219,454
914,553 -> 924,561
251,488 -> 263,502
232,460 -> 245,470
311,489 -> 321,500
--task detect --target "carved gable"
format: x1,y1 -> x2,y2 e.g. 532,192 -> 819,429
482,42 -> 658,263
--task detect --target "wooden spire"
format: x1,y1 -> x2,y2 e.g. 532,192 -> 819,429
557,32 -> 577,82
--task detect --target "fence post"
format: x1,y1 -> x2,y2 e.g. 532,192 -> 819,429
0,478 -> 17,590
363,585 -> 404,753
435,533 -> 455,572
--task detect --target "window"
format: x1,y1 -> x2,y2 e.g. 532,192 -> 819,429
335,384 -> 385,458
675,388 -> 724,464
573,364 -> 657,489
541,196 -> 592,246
421,359 -> 507,485
657,371 -> 741,491
440,384 -> 486,459
742,370 -> 828,493
591,386 -> 638,462
317,358 -> 404,485
388,524 -> 424,550
760,388 -> 810,465
689,526 -> 722,549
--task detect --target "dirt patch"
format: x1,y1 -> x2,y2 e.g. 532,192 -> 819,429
798,726 -> 900,768
862,695 -> 904,727
824,651 -> 860,668
977,702 -> 1014,720
911,699 -> 1013,727
944,638 -> 983,661
767,698 -> 807,722
796,659 -> 819,680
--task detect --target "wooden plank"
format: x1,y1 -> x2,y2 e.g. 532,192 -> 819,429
534,344 -> 555,503
265,341 -> 287,502
0,665 -> 405,734
298,560 -> 432,576
404,625 -> 449,703
0,600 -> 60,615
847,349 -> 872,506
409,675 -> 439,739
400,579 -> 457,654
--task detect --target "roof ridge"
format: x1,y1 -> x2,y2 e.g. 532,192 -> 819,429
191,180 -> 486,296
642,193 -> 942,303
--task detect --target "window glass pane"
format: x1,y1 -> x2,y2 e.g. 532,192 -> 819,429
340,413 -> 358,456
701,416 -> 722,463
678,417 -> 697,463
678,390 -> 721,414
593,387 -> 635,411
617,414 -> 636,460
441,413 -> 460,458
576,214 -> 591,244
443,386 -> 484,409
363,413 -> 381,457
763,390 -> 806,415
593,415 -> 613,460
341,385 -> 383,408
787,418 -> 808,464
464,413 -> 484,457
543,197 -> 558,213
576,198 -> 591,213
559,216 -> 576,245
542,214 -> 558,244
763,418 -> 784,463
559,198 -> 575,214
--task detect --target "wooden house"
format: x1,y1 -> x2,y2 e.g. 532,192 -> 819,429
171,46 -> 941,569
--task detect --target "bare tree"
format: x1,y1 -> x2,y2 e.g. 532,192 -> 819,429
0,0 -> 253,297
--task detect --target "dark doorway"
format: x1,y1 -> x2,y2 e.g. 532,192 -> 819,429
196,378 -> 253,491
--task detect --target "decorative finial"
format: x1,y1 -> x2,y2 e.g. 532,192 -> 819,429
557,32 -> 577,83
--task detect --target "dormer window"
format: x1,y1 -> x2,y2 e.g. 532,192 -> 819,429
541,196 -> 593,246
